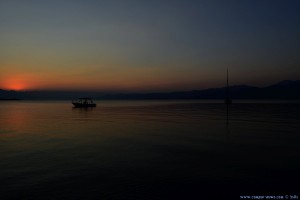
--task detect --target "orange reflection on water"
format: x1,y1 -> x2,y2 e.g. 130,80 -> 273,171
0,104 -> 29,135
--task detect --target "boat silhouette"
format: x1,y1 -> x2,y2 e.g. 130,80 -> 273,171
72,98 -> 96,108
225,68 -> 232,104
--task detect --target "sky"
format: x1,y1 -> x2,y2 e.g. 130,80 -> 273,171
0,0 -> 299,92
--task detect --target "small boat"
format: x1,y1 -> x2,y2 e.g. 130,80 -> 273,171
72,98 -> 96,108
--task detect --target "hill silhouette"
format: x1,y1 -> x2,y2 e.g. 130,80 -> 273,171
1,80 -> 300,100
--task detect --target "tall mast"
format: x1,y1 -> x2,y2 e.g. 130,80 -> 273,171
227,68 -> 229,99
225,68 -> 232,104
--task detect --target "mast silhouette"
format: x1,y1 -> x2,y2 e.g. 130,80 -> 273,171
225,68 -> 232,104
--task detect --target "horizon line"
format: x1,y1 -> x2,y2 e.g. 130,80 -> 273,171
1,79 -> 299,94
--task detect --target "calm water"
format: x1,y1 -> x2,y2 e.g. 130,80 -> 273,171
0,100 -> 299,199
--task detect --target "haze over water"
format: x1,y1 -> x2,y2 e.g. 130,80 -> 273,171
0,100 -> 299,199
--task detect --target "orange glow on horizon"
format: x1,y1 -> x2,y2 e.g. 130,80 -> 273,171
1,77 -> 29,91
0,64 -> 211,92
0,74 -> 208,92
3,82 -> 26,91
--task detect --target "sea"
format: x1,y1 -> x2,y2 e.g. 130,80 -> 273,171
0,100 -> 299,200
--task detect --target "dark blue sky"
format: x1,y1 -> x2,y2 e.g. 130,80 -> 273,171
0,0 -> 299,91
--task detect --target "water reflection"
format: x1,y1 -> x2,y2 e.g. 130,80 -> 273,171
226,103 -> 231,141
0,101 -> 300,199
0,102 -> 30,134
72,107 -> 95,112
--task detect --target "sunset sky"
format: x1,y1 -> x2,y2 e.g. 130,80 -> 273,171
0,0 -> 299,92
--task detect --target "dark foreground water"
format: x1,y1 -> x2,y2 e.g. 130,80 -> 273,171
0,100 -> 299,200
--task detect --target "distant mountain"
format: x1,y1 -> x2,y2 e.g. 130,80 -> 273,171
1,80 -> 300,100
261,80 -> 300,99
268,80 -> 299,87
